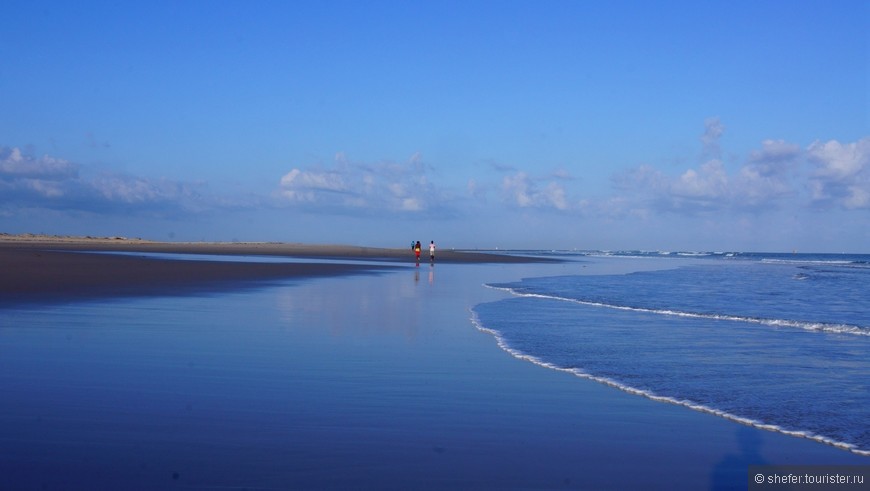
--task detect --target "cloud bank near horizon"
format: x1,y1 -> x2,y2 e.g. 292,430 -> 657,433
277,152 -> 451,215
0,147 -> 212,217
3,122 -> 869,236
611,134 -> 870,216
274,120 -> 870,218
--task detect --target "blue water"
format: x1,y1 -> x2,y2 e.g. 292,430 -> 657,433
472,252 -> 870,456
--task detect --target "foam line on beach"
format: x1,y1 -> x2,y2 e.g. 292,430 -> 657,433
484,284 -> 870,337
469,310 -> 870,457
760,258 -> 870,268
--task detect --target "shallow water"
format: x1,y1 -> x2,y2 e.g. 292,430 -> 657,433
474,253 -> 870,456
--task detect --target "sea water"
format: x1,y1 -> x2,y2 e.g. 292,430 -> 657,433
472,252 -> 870,456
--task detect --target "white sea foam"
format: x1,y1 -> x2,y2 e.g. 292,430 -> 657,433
484,284 -> 870,337
760,258 -> 869,268
469,310 -> 870,457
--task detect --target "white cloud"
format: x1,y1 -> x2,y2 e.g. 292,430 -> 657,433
22,179 -> 66,198
0,147 -> 78,180
807,138 -> 870,179
0,146 -> 212,216
502,172 -> 533,207
735,164 -> 794,206
843,185 -> 870,209
501,171 -> 570,210
278,153 -> 449,213
610,134 -> 806,214
671,160 -> 729,200
278,168 -> 349,203
280,168 -> 347,193
467,178 -> 488,201
608,134 -> 870,216
400,197 -> 422,211
90,175 -> 204,207
550,168 -> 575,180
806,138 -> 870,209
701,117 -> 725,158
612,164 -> 666,192
749,139 -> 801,169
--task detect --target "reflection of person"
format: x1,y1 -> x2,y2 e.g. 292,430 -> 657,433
414,241 -> 421,261
429,241 -> 435,262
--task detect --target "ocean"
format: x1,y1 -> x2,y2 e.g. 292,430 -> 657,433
472,251 -> 870,456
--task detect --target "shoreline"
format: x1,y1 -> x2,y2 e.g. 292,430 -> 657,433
0,234 -> 551,305
0,233 -> 550,262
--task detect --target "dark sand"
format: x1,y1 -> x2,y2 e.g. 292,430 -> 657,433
0,233 -> 539,262
0,235 -> 547,304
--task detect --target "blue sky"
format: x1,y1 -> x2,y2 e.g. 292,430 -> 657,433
2,1 -> 868,251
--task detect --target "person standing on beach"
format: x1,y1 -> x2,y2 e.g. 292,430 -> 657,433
414,241 -> 422,261
429,241 -> 435,262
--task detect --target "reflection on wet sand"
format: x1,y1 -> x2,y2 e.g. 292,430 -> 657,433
275,271 -> 424,340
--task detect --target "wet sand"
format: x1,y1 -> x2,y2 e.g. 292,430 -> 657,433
0,233 -> 537,262
0,234 -> 546,304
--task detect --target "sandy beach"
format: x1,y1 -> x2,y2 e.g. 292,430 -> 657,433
0,234 -> 543,304
1,235 -> 866,490
0,233 -> 538,261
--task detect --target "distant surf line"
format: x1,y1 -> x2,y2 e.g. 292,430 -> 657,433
469,309 -> 870,457
484,284 -> 870,337
580,251 -> 870,267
